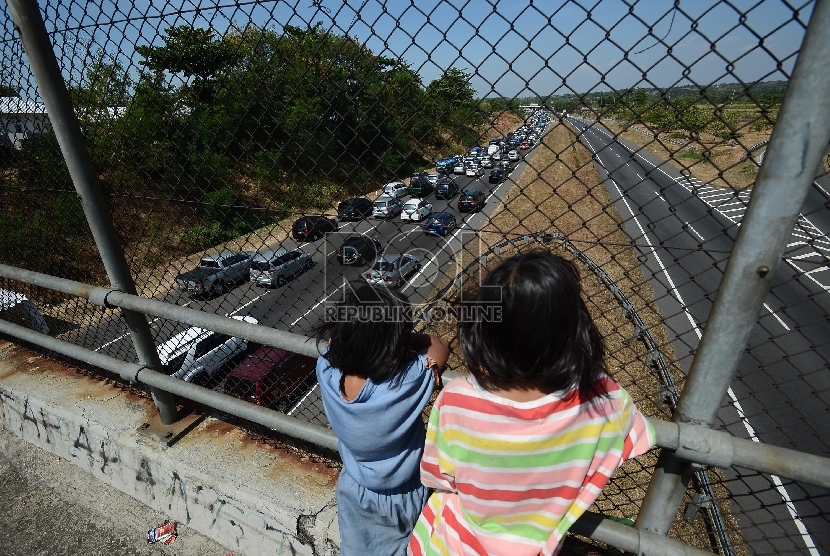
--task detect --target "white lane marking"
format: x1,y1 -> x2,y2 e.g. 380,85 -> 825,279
763,303 -> 791,331
636,173 -> 643,179
686,222 -> 704,240
657,193 -> 666,202
582,137 -> 702,337
398,224 -> 422,241
290,289 -> 341,326
94,300 -> 194,351
228,291 -> 266,317
582,124 -> 821,552
287,383 -> 318,416
725,386 -> 818,555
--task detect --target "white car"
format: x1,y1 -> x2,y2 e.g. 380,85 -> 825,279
481,156 -> 493,168
427,173 -> 439,186
453,161 -> 465,174
466,164 -> 483,177
250,249 -> 312,287
157,315 -> 258,383
508,150 -> 520,161
401,198 -> 433,221
382,181 -> 408,199
492,150 -> 501,161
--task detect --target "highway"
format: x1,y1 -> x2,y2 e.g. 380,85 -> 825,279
57,113 -> 829,553
60,120 -> 549,426
567,115 -> 829,555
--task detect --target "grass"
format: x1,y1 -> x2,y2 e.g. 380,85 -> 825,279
599,119 -> 771,191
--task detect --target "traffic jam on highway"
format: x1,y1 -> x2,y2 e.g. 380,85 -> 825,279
139,111 -> 553,415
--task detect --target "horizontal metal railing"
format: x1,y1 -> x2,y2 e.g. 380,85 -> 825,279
2,262 -> 829,491
0,310 -> 709,556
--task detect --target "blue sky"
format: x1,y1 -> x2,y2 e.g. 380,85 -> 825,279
3,0 -> 814,99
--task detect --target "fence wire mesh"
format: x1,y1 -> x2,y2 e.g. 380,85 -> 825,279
1,0 -> 829,554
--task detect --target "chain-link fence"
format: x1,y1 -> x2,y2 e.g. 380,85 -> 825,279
2,0 -> 829,554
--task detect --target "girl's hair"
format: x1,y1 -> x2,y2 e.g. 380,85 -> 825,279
314,283 -> 413,385
458,250 -> 608,399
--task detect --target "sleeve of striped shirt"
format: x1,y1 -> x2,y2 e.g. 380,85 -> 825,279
619,386 -> 657,460
419,391 -> 457,493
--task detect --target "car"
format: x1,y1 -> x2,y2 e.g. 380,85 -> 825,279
422,212 -> 457,237
382,181 -> 409,199
492,150 -> 501,161
336,236 -> 382,265
435,155 -> 461,174
435,178 -> 459,200
363,253 -> 421,288
519,141 -> 530,150
489,168 -> 506,183
458,189 -> 486,212
337,197 -> 373,221
481,156 -> 493,168
508,149 -> 520,161
223,346 -> 316,412
408,173 -> 434,197
175,251 -> 252,298
465,164 -> 483,177
291,215 -> 337,241
250,249 -> 312,287
373,196 -> 403,219
401,198 -> 433,221
427,173 -> 440,185
157,315 -> 259,384
500,159 -> 511,171
453,160 -> 465,174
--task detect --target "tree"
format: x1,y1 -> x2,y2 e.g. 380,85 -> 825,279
426,68 -> 478,118
0,84 -> 18,97
68,51 -> 132,109
644,101 -> 675,130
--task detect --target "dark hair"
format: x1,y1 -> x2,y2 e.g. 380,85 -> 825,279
314,283 -> 413,385
458,250 -> 608,399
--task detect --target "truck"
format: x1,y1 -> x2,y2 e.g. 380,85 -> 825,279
175,251 -> 252,297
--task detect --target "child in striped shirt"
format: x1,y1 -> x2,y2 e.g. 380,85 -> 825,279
409,250 -> 655,556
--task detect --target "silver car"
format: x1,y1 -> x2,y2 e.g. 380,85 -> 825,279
363,253 -> 421,288
250,248 -> 312,287
373,196 -> 403,219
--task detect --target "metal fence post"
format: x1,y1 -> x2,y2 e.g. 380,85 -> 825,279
6,0 -> 179,424
635,0 -> 830,537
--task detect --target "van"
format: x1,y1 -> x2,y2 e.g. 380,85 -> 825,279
487,144 -> 500,156
224,346 -> 316,412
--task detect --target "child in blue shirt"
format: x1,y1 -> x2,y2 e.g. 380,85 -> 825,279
315,283 -> 449,556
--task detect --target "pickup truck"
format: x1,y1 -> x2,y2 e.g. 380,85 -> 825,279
175,251 -> 252,297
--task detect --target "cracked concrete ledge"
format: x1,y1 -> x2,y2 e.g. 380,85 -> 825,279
0,339 -> 341,556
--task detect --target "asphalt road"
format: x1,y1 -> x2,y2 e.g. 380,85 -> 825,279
568,116 -> 829,555
59,120 -> 548,424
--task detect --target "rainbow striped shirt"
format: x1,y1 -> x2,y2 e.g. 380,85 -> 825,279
409,375 -> 655,556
